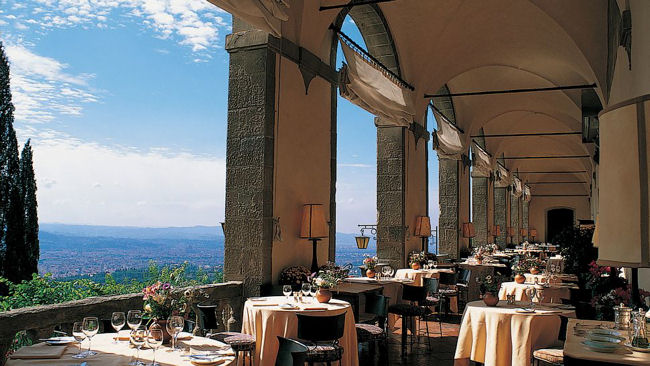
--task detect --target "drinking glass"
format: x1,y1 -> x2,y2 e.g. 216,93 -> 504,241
427,260 -> 434,269
127,310 -> 143,330
525,287 -> 537,308
129,326 -> 147,366
72,321 -> 87,359
301,283 -> 310,299
111,312 -> 126,343
147,329 -> 163,366
381,266 -> 390,278
536,288 -> 545,304
168,316 -> 185,351
309,284 -> 317,300
82,317 -> 99,357
433,261 -> 438,269
282,285 -> 292,301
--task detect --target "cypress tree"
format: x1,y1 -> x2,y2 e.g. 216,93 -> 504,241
20,140 -> 39,277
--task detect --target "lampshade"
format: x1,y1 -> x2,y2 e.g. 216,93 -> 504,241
299,204 -> 328,239
414,216 -> 432,237
506,227 -> 515,237
462,222 -> 476,238
520,228 -> 528,237
491,225 -> 501,237
355,236 -> 370,249
529,228 -> 538,238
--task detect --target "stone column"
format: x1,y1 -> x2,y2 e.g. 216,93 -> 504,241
223,23 -> 276,296
523,201 -> 529,239
494,187 -> 507,247
487,176 -> 495,243
472,177 -> 488,244
439,159 -> 459,258
377,126 -> 406,268
510,195 -> 519,244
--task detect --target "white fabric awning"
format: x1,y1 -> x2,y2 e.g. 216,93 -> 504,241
338,37 -> 415,127
471,142 -> 492,178
512,177 -> 523,198
597,99 -> 650,268
431,105 -> 465,160
523,185 -> 531,202
208,0 -> 289,37
494,163 -> 510,188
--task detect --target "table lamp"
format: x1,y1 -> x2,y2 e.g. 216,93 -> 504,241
414,216 -> 431,253
300,204 -> 329,273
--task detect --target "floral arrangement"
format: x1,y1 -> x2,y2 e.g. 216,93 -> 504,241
142,281 -> 185,319
473,244 -> 498,260
476,274 -> 504,295
512,257 -> 544,274
311,262 -> 349,289
363,255 -> 378,270
409,251 -> 426,265
279,266 -> 311,287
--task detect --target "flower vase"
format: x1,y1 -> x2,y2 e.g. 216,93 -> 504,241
514,274 -> 526,284
366,269 -> 376,278
482,292 -> 499,307
530,267 -> 540,275
150,319 -> 172,345
411,262 -> 420,270
316,288 -> 332,303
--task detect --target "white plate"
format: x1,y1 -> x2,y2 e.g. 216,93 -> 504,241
582,340 -> 621,352
44,336 -> 76,345
515,308 -> 535,313
279,303 -> 299,310
586,334 -> 624,344
589,328 -> 621,337
189,355 -> 228,365
624,342 -> 650,353
249,297 -> 267,302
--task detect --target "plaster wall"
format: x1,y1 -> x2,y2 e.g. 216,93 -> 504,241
459,163 -> 471,254
272,59 -> 332,283
528,197 -> 590,243
405,132 -> 428,258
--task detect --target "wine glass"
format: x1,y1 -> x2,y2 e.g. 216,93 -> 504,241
147,329 -> 163,366
168,316 -> 184,351
72,321 -> 87,359
301,283 -> 310,300
129,326 -> 147,366
111,312 -> 126,343
427,260 -> 434,270
525,287 -> 537,308
309,284 -> 317,301
282,285 -> 292,301
536,288 -> 545,304
82,317 -> 99,357
381,266 -> 390,278
433,261 -> 438,269
127,310 -> 143,330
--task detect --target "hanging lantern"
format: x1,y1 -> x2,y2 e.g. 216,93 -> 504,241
356,235 -> 370,249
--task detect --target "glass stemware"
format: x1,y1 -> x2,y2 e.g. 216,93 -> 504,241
111,312 -> 126,343
167,316 -> 184,351
309,284 -> 317,300
72,321 -> 87,359
82,317 -> 99,357
127,310 -> 143,330
433,261 -> 438,269
301,283 -> 310,300
525,287 -> 537,308
147,329 -> 163,366
129,326 -> 147,366
282,285 -> 292,301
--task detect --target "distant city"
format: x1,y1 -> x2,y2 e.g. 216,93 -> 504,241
39,223 -> 437,280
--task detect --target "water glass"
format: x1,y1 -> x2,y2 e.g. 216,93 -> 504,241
72,321 -> 87,359
127,310 -> 143,330
129,326 -> 147,366
168,315 -> 185,351
111,312 -> 126,342
147,329 -> 163,366
309,284 -> 317,300
82,317 -> 99,357
301,283 -> 310,300
282,285 -> 292,301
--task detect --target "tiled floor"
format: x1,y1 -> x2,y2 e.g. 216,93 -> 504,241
358,315 -> 461,366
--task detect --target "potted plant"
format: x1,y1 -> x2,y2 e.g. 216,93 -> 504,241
311,262 -> 348,303
409,251 -> 425,270
142,281 -> 199,344
279,266 -> 311,291
363,255 -> 378,278
526,257 -> 544,275
476,274 -> 504,306
511,261 -> 527,284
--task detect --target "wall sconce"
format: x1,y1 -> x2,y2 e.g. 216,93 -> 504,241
529,228 -> 538,242
414,216 -> 432,253
491,225 -> 501,237
462,222 -> 476,238
300,204 -> 329,273
356,224 -> 377,249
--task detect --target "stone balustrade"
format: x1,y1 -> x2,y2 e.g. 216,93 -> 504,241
0,281 -> 243,365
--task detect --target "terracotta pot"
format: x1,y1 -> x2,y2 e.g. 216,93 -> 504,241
366,269 -> 376,278
530,267 -> 540,275
149,319 -> 172,344
482,292 -> 499,307
316,288 -> 332,303
411,262 -> 421,270
514,274 -> 526,284
476,259 -> 483,264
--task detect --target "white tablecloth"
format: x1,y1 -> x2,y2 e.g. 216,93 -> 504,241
242,296 -> 358,366
498,282 -> 574,303
395,268 -> 454,286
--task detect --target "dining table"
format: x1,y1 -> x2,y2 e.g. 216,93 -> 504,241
6,332 -> 235,366
241,296 -> 358,366
524,272 -> 579,283
498,281 -> 578,303
343,277 -> 408,330
563,318 -> 650,365
454,300 -> 575,366
394,267 -> 455,286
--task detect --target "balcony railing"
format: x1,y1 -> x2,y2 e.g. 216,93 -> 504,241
0,281 -> 243,365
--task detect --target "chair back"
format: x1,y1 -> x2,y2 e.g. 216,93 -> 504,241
458,269 -> 471,284
402,284 -> 427,303
439,272 -> 458,286
364,293 -> 389,318
423,277 -> 439,296
261,283 -> 284,296
296,313 -> 346,342
275,336 -> 308,366
558,315 -> 569,341
197,302 -> 220,330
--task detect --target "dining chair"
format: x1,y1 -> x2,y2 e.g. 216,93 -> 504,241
421,277 -> 443,336
295,313 -> 346,366
275,336 -> 308,366
200,302 -> 256,366
355,293 -> 389,362
387,284 -> 428,356
456,269 -> 472,311
438,272 -> 459,316
531,315 -> 569,366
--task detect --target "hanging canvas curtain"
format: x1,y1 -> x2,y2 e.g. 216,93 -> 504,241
512,177 -> 523,198
523,185 -> 532,202
207,0 -> 289,37
431,105 -> 465,160
338,37 -> 415,127
494,163 -> 510,188
471,141 -> 492,178
597,98 -> 650,267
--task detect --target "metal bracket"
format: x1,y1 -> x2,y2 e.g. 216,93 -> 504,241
461,154 -> 471,170
358,224 -> 378,239
409,122 -> 430,146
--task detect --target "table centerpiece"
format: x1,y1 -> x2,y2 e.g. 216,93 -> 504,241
311,262 -> 349,303
477,274 -> 505,306
363,255 -> 378,278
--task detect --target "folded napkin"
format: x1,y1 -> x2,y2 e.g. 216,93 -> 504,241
253,303 -> 279,307
10,343 -> 68,359
116,330 -> 131,341
177,332 -> 194,340
302,307 -> 328,311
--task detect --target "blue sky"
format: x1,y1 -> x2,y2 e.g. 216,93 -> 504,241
0,0 -> 439,233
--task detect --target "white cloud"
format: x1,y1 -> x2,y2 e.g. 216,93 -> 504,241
4,43 -> 99,123
338,163 -> 373,168
20,130 -> 226,227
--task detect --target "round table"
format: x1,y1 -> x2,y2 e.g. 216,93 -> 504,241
498,281 -> 572,303
454,300 -> 575,366
6,333 -> 235,366
394,268 -> 454,286
524,273 -> 578,284
241,296 -> 359,366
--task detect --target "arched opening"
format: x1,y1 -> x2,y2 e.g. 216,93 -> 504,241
546,208 -> 575,244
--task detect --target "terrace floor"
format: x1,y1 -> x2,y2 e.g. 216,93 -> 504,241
358,315 -> 461,366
